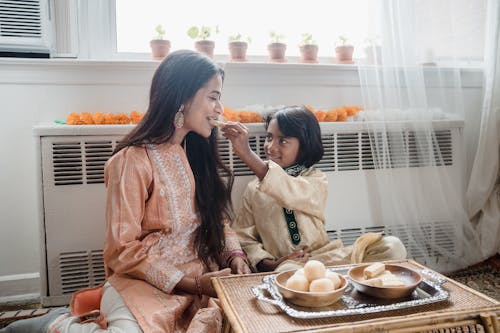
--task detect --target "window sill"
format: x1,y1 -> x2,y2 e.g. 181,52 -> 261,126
0,57 -> 483,88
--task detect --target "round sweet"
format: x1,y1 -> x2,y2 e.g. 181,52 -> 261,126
303,260 -> 326,281
286,275 -> 309,292
309,278 -> 335,292
293,268 -> 305,277
325,271 -> 342,289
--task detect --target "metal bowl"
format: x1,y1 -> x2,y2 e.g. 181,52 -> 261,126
348,263 -> 422,299
275,269 -> 348,307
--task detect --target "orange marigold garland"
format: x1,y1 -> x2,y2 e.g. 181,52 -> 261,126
61,106 -> 362,125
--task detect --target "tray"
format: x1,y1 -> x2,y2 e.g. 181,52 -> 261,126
252,266 -> 449,319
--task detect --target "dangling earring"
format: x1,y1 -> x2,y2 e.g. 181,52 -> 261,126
174,104 -> 185,129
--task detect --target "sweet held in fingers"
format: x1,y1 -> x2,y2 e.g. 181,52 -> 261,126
209,119 -> 227,128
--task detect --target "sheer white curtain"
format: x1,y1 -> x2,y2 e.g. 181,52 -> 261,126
466,0 -> 500,260
357,0 -> 487,272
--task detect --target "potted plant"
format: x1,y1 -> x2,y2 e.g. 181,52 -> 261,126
363,36 -> 381,64
228,34 -> 251,62
187,25 -> 219,58
335,35 -> 354,64
267,31 -> 287,63
299,33 -> 318,63
150,24 -> 171,60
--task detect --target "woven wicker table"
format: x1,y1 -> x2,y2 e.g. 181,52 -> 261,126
213,259 -> 500,333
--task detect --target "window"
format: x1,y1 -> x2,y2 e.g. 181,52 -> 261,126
115,0 -> 380,58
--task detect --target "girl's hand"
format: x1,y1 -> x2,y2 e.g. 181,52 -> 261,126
230,257 -> 251,274
257,249 -> 310,272
220,122 -> 251,157
200,268 -> 231,298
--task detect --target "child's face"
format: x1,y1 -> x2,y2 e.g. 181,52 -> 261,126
264,119 -> 300,168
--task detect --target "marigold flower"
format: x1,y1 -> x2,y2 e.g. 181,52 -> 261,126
66,112 -> 84,125
239,111 -> 263,123
130,110 -> 144,124
80,112 -> 94,125
92,112 -> 106,124
222,106 -> 240,122
114,113 -> 130,124
314,110 -> 326,122
324,109 -> 338,122
104,113 -> 115,124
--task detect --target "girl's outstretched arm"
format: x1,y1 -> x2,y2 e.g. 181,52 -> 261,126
221,122 -> 268,180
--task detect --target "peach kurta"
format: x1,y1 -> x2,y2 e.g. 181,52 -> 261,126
103,143 -> 240,333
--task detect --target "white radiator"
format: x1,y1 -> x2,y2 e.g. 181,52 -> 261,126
34,119 -> 464,306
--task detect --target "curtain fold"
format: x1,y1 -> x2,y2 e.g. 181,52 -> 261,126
466,0 -> 500,259
357,0 -> 487,272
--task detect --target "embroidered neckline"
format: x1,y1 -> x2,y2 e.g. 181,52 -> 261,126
284,163 -> 306,177
282,163 -> 306,245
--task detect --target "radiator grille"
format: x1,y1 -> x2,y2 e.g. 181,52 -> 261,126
0,0 -> 42,38
51,130 -> 453,185
59,250 -> 105,294
52,142 -> 83,185
85,141 -> 113,183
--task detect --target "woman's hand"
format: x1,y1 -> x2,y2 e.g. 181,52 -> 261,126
230,257 -> 251,274
199,268 -> 231,298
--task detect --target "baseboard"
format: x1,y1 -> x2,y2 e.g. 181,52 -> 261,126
0,273 -> 40,298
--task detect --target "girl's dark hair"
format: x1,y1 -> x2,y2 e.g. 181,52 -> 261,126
265,105 -> 324,167
114,50 -> 233,268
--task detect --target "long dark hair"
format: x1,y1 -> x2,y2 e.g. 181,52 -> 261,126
266,105 -> 324,167
114,50 -> 233,268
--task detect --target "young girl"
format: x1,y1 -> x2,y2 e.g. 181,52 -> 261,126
222,105 -> 406,272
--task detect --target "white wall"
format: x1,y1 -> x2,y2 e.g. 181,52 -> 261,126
0,59 -> 483,301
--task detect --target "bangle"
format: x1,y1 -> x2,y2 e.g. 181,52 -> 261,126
227,251 -> 249,267
194,276 -> 203,298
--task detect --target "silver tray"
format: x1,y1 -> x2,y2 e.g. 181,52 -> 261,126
252,266 -> 449,319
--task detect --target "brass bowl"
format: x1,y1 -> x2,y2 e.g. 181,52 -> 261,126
275,269 -> 348,307
348,264 -> 422,299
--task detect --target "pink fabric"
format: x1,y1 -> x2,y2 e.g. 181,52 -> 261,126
103,143 -> 239,333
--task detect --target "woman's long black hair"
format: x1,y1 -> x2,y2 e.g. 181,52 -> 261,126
114,50 -> 233,268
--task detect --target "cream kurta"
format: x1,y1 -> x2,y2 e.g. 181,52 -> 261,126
235,161 -> 407,271
103,143 -> 241,333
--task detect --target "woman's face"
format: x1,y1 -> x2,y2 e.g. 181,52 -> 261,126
183,74 -> 224,138
264,119 -> 300,168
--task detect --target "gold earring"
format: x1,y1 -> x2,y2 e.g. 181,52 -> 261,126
174,105 -> 185,128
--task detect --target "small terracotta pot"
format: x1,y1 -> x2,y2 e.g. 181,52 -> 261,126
195,40 -> 215,58
335,45 -> 354,64
228,41 -> 248,62
267,43 -> 287,63
299,44 -> 318,63
150,40 -> 171,60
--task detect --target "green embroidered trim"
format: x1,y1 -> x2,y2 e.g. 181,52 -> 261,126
282,164 -> 306,245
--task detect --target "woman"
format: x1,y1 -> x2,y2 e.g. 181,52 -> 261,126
2,50 -> 250,333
